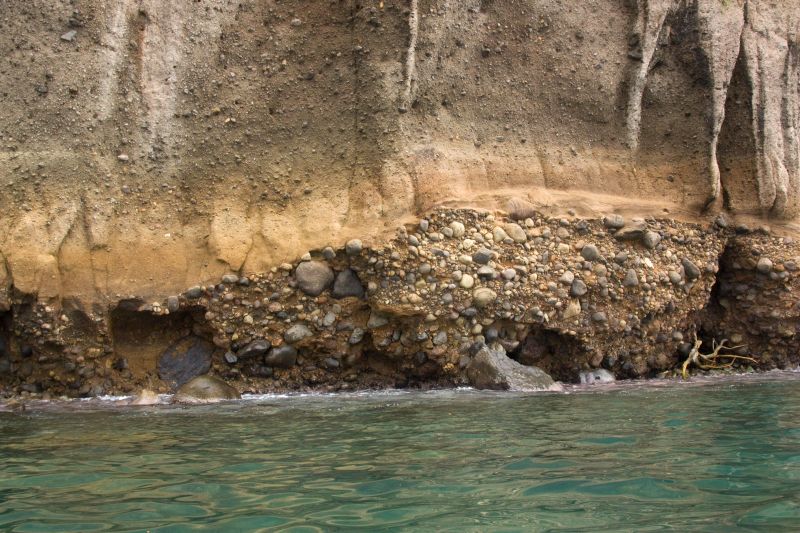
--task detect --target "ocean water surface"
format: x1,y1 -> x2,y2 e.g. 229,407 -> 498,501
1,373 -> 799,532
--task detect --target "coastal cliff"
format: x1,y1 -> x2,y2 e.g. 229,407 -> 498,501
0,0 -> 798,396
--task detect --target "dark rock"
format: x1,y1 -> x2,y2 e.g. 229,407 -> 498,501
237,339 -> 270,358
466,344 -> 562,391
322,246 -> 336,260
682,258 -> 701,280
157,335 -> 213,388
223,351 -> 238,364
265,345 -> 297,368
172,375 -> 241,404
166,295 -> 180,312
623,269 -> 639,287
248,365 -> 273,378
332,269 -> 364,298
472,248 -> 494,264
570,279 -> 588,297
184,286 -> 204,299
581,244 -> 600,261
295,261 -> 334,296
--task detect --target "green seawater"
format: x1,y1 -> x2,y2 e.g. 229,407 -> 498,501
1,375 -> 800,532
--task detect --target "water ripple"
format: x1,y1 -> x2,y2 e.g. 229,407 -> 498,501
1,376 -> 799,531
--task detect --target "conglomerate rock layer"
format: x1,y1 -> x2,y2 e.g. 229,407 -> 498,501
2,208 -> 800,397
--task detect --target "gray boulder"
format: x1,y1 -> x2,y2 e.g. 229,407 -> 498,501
642,230 -> 661,249
581,244 -> 600,261
466,344 -> 563,392
237,339 -> 270,358
603,214 -> 625,229
157,335 -> 213,388
332,269 -> 364,298
295,261 -> 334,296
172,375 -> 241,404
472,248 -> 494,264
265,345 -> 297,368
613,219 -> 647,241
284,324 -> 312,343
682,258 -> 701,280
579,369 -> 616,385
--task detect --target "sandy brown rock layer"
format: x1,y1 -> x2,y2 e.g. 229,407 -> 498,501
1,207 -> 798,398
0,1 -> 798,306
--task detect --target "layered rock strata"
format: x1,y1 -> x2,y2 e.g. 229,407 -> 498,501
0,0 -> 798,310
1,208 -> 799,398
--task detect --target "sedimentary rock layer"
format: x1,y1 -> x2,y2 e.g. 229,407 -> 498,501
0,0 -> 798,307
1,207 -> 799,397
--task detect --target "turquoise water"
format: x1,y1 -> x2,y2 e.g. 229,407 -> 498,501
1,375 -> 800,532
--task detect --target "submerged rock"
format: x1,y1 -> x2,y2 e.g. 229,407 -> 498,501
157,335 -> 213,388
130,389 -> 160,405
579,369 -> 616,385
172,375 -> 241,404
466,344 -> 562,392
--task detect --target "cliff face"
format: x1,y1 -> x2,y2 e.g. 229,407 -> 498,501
0,0 -> 797,306
0,1 -> 798,395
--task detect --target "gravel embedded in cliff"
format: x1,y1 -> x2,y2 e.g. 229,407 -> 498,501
4,206 -> 800,399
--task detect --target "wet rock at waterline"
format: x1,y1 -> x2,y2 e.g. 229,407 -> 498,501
172,375 -> 241,404
130,389 -> 160,405
579,369 -> 616,385
157,336 -> 213,388
466,345 -> 563,392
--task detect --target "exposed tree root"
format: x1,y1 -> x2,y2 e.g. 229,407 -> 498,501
681,332 -> 757,379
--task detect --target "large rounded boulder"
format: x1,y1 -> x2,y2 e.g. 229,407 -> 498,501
295,261 -> 334,296
172,375 -> 241,404
466,344 -> 562,392
157,335 -> 214,388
